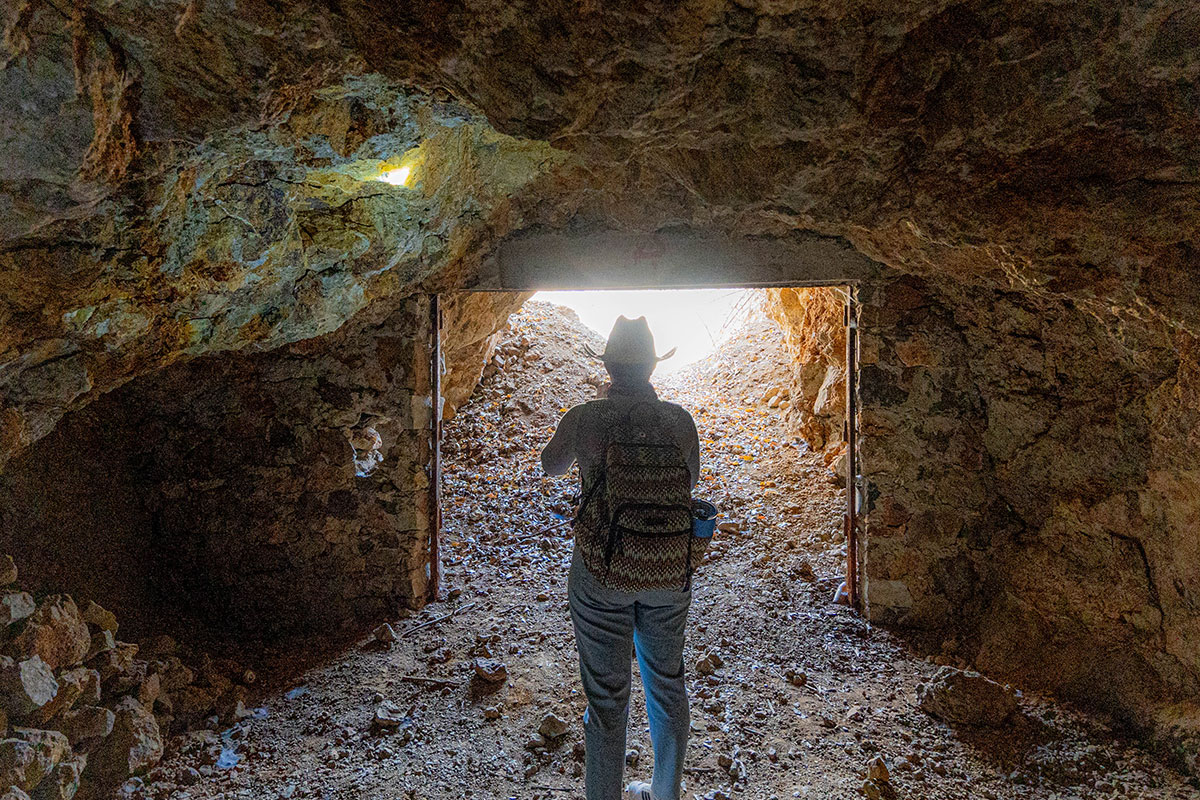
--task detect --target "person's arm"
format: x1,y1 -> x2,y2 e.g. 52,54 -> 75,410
541,405 -> 582,476
682,412 -> 700,488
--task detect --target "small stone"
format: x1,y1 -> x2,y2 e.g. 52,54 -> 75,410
12,596 -> 91,670
242,670 -> 257,685
625,748 -> 639,768
372,623 -> 398,644
867,755 -> 890,783
784,669 -> 807,686
696,655 -> 719,676
137,672 -> 162,708
538,712 -> 569,739
536,592 -> 550,602
483,706 -> 501,720
82,601 -> 119,633
472,658 -> 508,684
1,592 -> 36,627
88,641 -> 137,681
372,701 -> 409,730
0,656 -> 59,717
917,666 -> 1018,727
525,734 -> 546,751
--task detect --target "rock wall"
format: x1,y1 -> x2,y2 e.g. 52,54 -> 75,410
761,287 -> 847,457
859,274 -> 1200,747
2,296 -> 438,637
440,292 -> 532,420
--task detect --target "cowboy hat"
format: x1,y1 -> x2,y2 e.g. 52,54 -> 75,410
582,316 -> 677,364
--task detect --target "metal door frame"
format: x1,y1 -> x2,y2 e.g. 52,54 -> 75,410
428,285 -> 863,610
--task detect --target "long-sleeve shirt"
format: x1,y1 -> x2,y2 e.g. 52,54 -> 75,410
541,386 -> 701,488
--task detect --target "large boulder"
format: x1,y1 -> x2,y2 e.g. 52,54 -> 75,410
0,656 -> 59,718
12,598 -> 90,670
76,697 -> 162,799
1,728 -> 70,793
917,666 -> 1018,727
50,706 -> 114,747
26,668 -> 91,727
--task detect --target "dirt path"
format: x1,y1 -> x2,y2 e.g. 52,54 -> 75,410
148,302 -> 1196,800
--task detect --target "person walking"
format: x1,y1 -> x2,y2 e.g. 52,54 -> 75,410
542,316 -> 705,800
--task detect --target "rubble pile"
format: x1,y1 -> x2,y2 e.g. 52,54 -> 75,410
0,557 -> 252,799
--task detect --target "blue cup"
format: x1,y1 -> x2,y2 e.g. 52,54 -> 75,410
691,499 -> 718,539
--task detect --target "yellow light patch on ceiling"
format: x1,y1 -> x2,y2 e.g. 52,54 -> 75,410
376,165 -> 412,186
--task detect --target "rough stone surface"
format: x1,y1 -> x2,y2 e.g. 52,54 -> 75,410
12,598 -> 90,671
3,298 -> 440,634
917,666 -> 1019,727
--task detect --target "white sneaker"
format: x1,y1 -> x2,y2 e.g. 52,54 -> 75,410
625,780 -> 655,800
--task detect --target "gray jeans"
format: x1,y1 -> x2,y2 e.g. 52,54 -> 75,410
568,549 -> 692,800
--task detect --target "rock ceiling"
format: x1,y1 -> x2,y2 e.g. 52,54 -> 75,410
2,0 -> 1198,466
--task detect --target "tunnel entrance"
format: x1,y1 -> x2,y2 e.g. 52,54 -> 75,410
430,287 -> 861,615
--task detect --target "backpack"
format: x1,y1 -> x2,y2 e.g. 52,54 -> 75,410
573,399 -> 707,592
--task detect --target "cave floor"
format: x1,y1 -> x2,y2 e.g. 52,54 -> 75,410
148,303 -> 1195,800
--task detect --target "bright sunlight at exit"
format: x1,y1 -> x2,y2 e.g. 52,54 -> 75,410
533,290 -> 753,375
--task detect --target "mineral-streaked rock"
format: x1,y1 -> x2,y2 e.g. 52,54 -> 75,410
9,728 -> 71,793
27,753 -> 86,800
918,666 -> 1018,727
